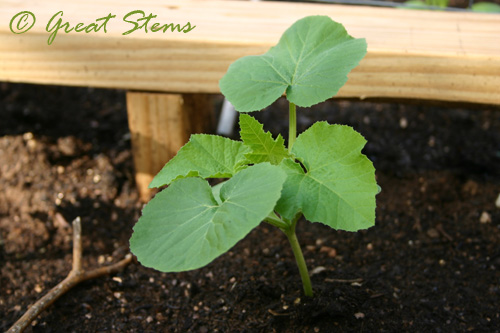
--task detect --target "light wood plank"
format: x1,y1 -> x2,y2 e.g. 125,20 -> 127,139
126,92 -> 213,201
0,0 -> 499,104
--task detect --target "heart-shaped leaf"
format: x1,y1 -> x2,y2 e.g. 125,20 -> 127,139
276,122 -> 378,231
219,16 -> 367,112
472,2 -> 500,12
130,163 -> 287,272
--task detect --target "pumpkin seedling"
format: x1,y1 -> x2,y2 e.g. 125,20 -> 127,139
130,16 -> 379,297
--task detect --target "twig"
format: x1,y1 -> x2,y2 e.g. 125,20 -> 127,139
7,217 -> 133,333
436,223 -> 454,242
324,278 -> 363,284
268,309 -> 290,316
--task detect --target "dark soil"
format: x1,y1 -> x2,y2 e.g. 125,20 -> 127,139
1,82 -> 499,332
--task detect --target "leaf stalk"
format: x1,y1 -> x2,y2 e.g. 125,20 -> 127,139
288,102 -> 297,152
264,212 -> 290,229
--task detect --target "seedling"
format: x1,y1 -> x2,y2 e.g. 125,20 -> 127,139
130,16 -> 379,297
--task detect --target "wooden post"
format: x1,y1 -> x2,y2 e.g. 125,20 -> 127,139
126,92 -> 214,201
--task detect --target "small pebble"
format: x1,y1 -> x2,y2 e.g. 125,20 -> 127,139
427,228 -> 439,238
354,312 -> 365,319
399,117 -> 408,129
93,174 -> 101,184
306,245 -> 316,251
27,139 -> 37,150
311,266 -> 326,275
495,193 -> 500,208
319,246 -> 336,258
366,243 -> 373,251
428,136 -> 436,147
480,211 -> 492,224
23,132 -> 34,141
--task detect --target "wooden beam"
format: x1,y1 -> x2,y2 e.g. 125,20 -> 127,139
126,92 -> 214,201
0,1 -> 499,105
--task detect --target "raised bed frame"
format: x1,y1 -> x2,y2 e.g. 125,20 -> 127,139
1,0 -> 499,200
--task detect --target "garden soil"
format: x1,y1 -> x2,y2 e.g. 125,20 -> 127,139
1,83 -> 499,332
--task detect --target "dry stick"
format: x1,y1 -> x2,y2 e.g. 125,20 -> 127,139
324,278 -> 364,284
7,218 -> 133,333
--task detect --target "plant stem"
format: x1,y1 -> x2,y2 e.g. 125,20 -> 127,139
264,212 -> 289,229
283,217 -> 313,297
288,102 -> 297,152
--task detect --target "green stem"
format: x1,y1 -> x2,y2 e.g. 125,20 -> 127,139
263,212 -> 289,230
283,217 -> 313,297
288,102 -> 296,152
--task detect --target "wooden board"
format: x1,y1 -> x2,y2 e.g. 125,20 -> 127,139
1,0 -> 499,105
126,92 -> 214,201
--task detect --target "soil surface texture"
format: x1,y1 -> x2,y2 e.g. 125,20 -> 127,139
1,82 -> 499,332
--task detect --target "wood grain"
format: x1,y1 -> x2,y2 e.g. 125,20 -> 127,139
1,0 -> 499,104
126,92 -> 213,201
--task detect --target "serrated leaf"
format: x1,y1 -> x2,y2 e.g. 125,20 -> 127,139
276,122 -> 378,231
239,114 -> 291,165
219,16 -> 367,112
149,134 -> 249,188
130,163 -> 287,272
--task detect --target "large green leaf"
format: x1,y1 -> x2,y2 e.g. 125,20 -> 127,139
149,134 -> 249,188
276,122 -> 378,231
239,114 -> 291,165
130,163 -> 287,272
219,16 -> 367,112
472,2 -> 500,12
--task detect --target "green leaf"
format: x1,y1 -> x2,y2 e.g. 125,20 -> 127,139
149,134 -> 249,188
219,16 -> 367,112
472,2 -> 500,12
239,114 -> 291,165
130,163 -> 287,272
402,0 -> 429,8
211,181 -> 224,205
276,122 -> 378,231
